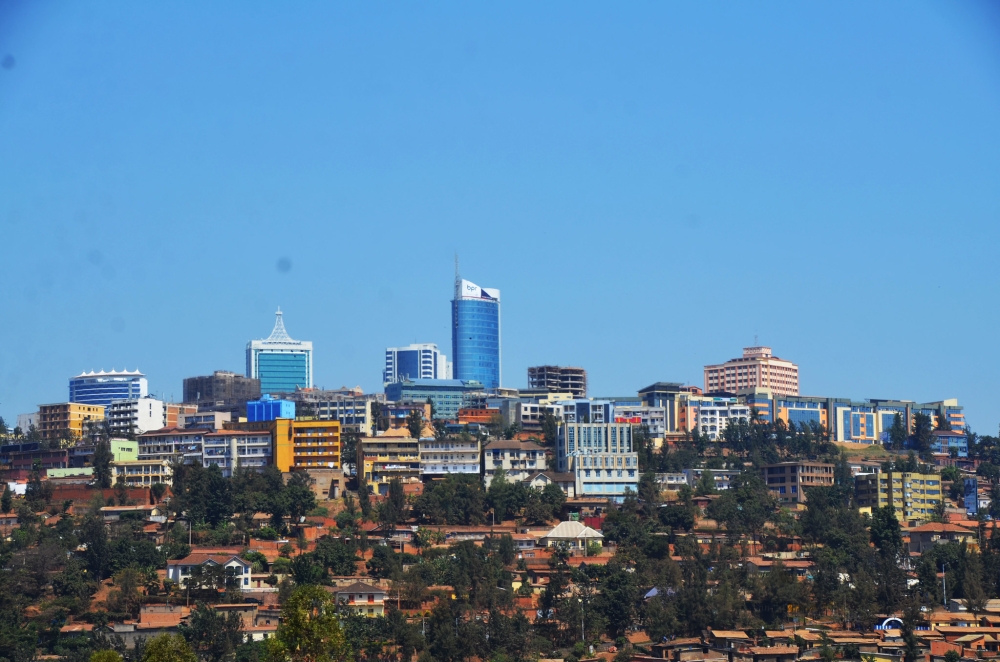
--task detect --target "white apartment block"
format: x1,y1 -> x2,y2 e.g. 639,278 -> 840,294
201,430 -> 272,477
419,437 -> 481,477
556,423 -> 638,501
612,405 -> 668,439
138,428 -> 206,463
704,346 -> 799,397
687,399 -> 751,441
483,439 -> 547,487
107,397 -> 166,436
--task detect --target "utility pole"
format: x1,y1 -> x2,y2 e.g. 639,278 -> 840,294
579,597 -> 585,643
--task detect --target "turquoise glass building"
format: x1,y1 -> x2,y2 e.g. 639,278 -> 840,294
246,309 -> 313,395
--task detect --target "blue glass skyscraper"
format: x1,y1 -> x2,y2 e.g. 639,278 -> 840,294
451,279 -> 501,389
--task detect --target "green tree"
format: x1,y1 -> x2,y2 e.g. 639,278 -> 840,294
706,471 -> 776,554
888,413 -> 908,451
270,584 -> 347,662
407,408 -> 424,440
150,482 -> 167,503
90,651 -> 124,662
937,411 -> 953,431
542,412 -> 559,446
285,472 -> 317,525
695,469 -> 717,496
911,413 -> 935,458
142,633 -> 198,662
179,602 -> 245,662
93,440 -> 114,489
1,483 -> 11,514
358,479 -> 372,520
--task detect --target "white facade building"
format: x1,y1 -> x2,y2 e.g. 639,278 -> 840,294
419,437 -> 481,477
138,428 -> 206,463
556,422 -> 638,501
107,397 -> 167,436
16,412 -> 38,433
686,398 -> 751,441
483,439 -> 547,487
201,430 -> 272,477
612,405 -> 668,439
384,343 -> 452,385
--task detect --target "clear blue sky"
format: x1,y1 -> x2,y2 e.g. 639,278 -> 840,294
2,2 -> 1000,431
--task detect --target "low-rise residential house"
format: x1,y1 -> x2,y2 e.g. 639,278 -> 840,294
539,521 -> 603,550
707,630 -> 753,650
748,646 -> 800,662
744,557 -> 815,580
656,473 -> 688,490
524,471 -> 576,498
907,522 -> 977,554
167,553 -> 253,589
484,439 -> 546,487
333,582 -> 387,617
683,468 -> 741,491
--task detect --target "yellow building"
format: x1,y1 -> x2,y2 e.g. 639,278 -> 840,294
855,471 -> 942,521
38,403 -> 105,442
228,418 -> 340,472
359,430 -> 420,494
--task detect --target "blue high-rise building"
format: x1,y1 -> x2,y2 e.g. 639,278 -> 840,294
451,279 -> 501,389
69,369 -> 148,407
247,309 -> 313,395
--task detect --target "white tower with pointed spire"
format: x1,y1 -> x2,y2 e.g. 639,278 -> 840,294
246,308 -> 314,395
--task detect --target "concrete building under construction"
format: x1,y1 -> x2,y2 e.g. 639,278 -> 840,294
527,365 -> 587,398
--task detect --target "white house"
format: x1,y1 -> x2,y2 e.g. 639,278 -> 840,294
540,521 -> 603,550
166,553 -> 252,588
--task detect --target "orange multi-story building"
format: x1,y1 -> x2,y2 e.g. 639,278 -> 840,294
227,418 -> 340,472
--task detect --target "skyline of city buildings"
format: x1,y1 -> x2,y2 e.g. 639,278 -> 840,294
451,278 -> 501,389
246,309 -> 313,395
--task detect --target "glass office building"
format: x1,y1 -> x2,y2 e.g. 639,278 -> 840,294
384,343 -> 451,384
69,370 -> 148,407
246,309 -> 313,395
451,279 -> 501,389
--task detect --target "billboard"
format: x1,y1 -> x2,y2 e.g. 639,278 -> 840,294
458,279 -> 500,302
615,416 -> 642,424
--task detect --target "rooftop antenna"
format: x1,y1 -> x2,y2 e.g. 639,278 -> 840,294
454,253 -> 461,296
754,331 -> 759,346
